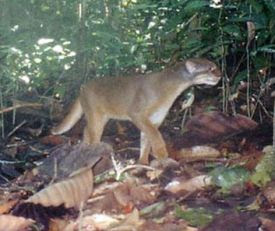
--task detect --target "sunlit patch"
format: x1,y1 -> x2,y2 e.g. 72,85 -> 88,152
19,75 -> 30,84
34,58 -> 42,64
37,38 -> 54,45
10,47 -> 22,56
144,33 -> 151,40
62,41 -> 71,46
210,0 -> 222,8
141,64 -> 147,72
148,21 -> 156,29
67,51 -> 76,57
11,25 -> 19,32
52,45 -> 64,53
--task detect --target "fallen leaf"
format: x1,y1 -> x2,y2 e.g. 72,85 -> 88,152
262,181 -> 275,206
37,142 -> 112,180
0,199 -> 18,214
88,180 -> 157,214
110,208 -> 144,231
26,167 -> 93,208
140,219 -> 193,231
67,213 -> 119,231
250,145 -> 275,187
173,112 -> 258,149
176,145 -> 220,162
175,206 -> 213,227
210,166 -> 250,194
140,201 -> 166,218
165,175 -> 212,194
40,135 -> 67,146
259,217 -> 275,231
201,211 -> 260,231
0,215 -> 34,231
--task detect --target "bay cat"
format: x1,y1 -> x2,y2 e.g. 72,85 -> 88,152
52,58 -> 221,165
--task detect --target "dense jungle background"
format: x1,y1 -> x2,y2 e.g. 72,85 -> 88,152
0,0 -> 275,230
1,0 -> 274,122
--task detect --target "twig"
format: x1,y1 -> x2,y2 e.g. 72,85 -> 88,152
116,147 -> 140,153
49,158 -> 58,185
0,92 -> 4,138
180,89 -> 194,133
218,4 -> 230,114
253,98 -> 272,120
29,145 -> 48,155
0,160 -> 24,164
78,201 -> 85,231
246,9 -> 253,118
0,174 -> 9,183
0,103 -> 42,114
7,120 -> 27,138
273,92 -> 275,151
116,164 -> 155,180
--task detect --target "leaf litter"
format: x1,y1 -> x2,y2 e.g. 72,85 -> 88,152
0,111 -> 274,230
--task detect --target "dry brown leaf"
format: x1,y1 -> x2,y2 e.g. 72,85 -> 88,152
88,181 -> 157,214
49,218 -> 73,231
63,213 -> 119,231
78,214 -> 119,231
129,184 -> 157,204
62,210 -> 142,231
0,199 -> 18,214
247,21 -> 256,44
88,190 -> 122,213
113,183 -> 133,209
0,215 -> 34,231
263,181 -> 275,206
186,112 -> 257,137
92,181 -> 121,197
176,145 -> 220,162
140,219 -> 195,231
40,134 -> 67,146
37,142 -> 112,180
173,112 -> 258,149
110,208 -> 144,231
201,211 -> 260,231
26,167 -> 93,208
165,175 -> 212,194
146,169 -> 163,180
113,181 -> 157,210
259,217 -> 275,231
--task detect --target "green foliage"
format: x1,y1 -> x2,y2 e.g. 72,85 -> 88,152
175,206 -> 213,227
250,146 -> 275,187
0,0 -> 274,108
210,166 -> 250,193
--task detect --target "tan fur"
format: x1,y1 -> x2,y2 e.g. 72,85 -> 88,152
52,58 -> 221,164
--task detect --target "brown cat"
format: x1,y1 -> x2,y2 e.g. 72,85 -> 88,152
52,58 -> 221,165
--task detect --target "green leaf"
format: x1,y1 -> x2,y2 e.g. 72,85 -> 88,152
175,206 -> 213,227
233,70 -> 247,90
264,0 -> 275,12
92,31 -> 121,43
223,25 -> 242,40
184,0 -> 209,12
248,0 -> 263,13
257,44 -> 275,53
210,166 -> 250,193
250,146 -> 275,187
131,3 -> 158,10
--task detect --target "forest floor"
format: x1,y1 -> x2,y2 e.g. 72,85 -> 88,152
0,96 -> 274,231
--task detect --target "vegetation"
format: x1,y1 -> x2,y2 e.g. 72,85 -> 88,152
1,2 -> 275,229
0,0 -> 274,134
